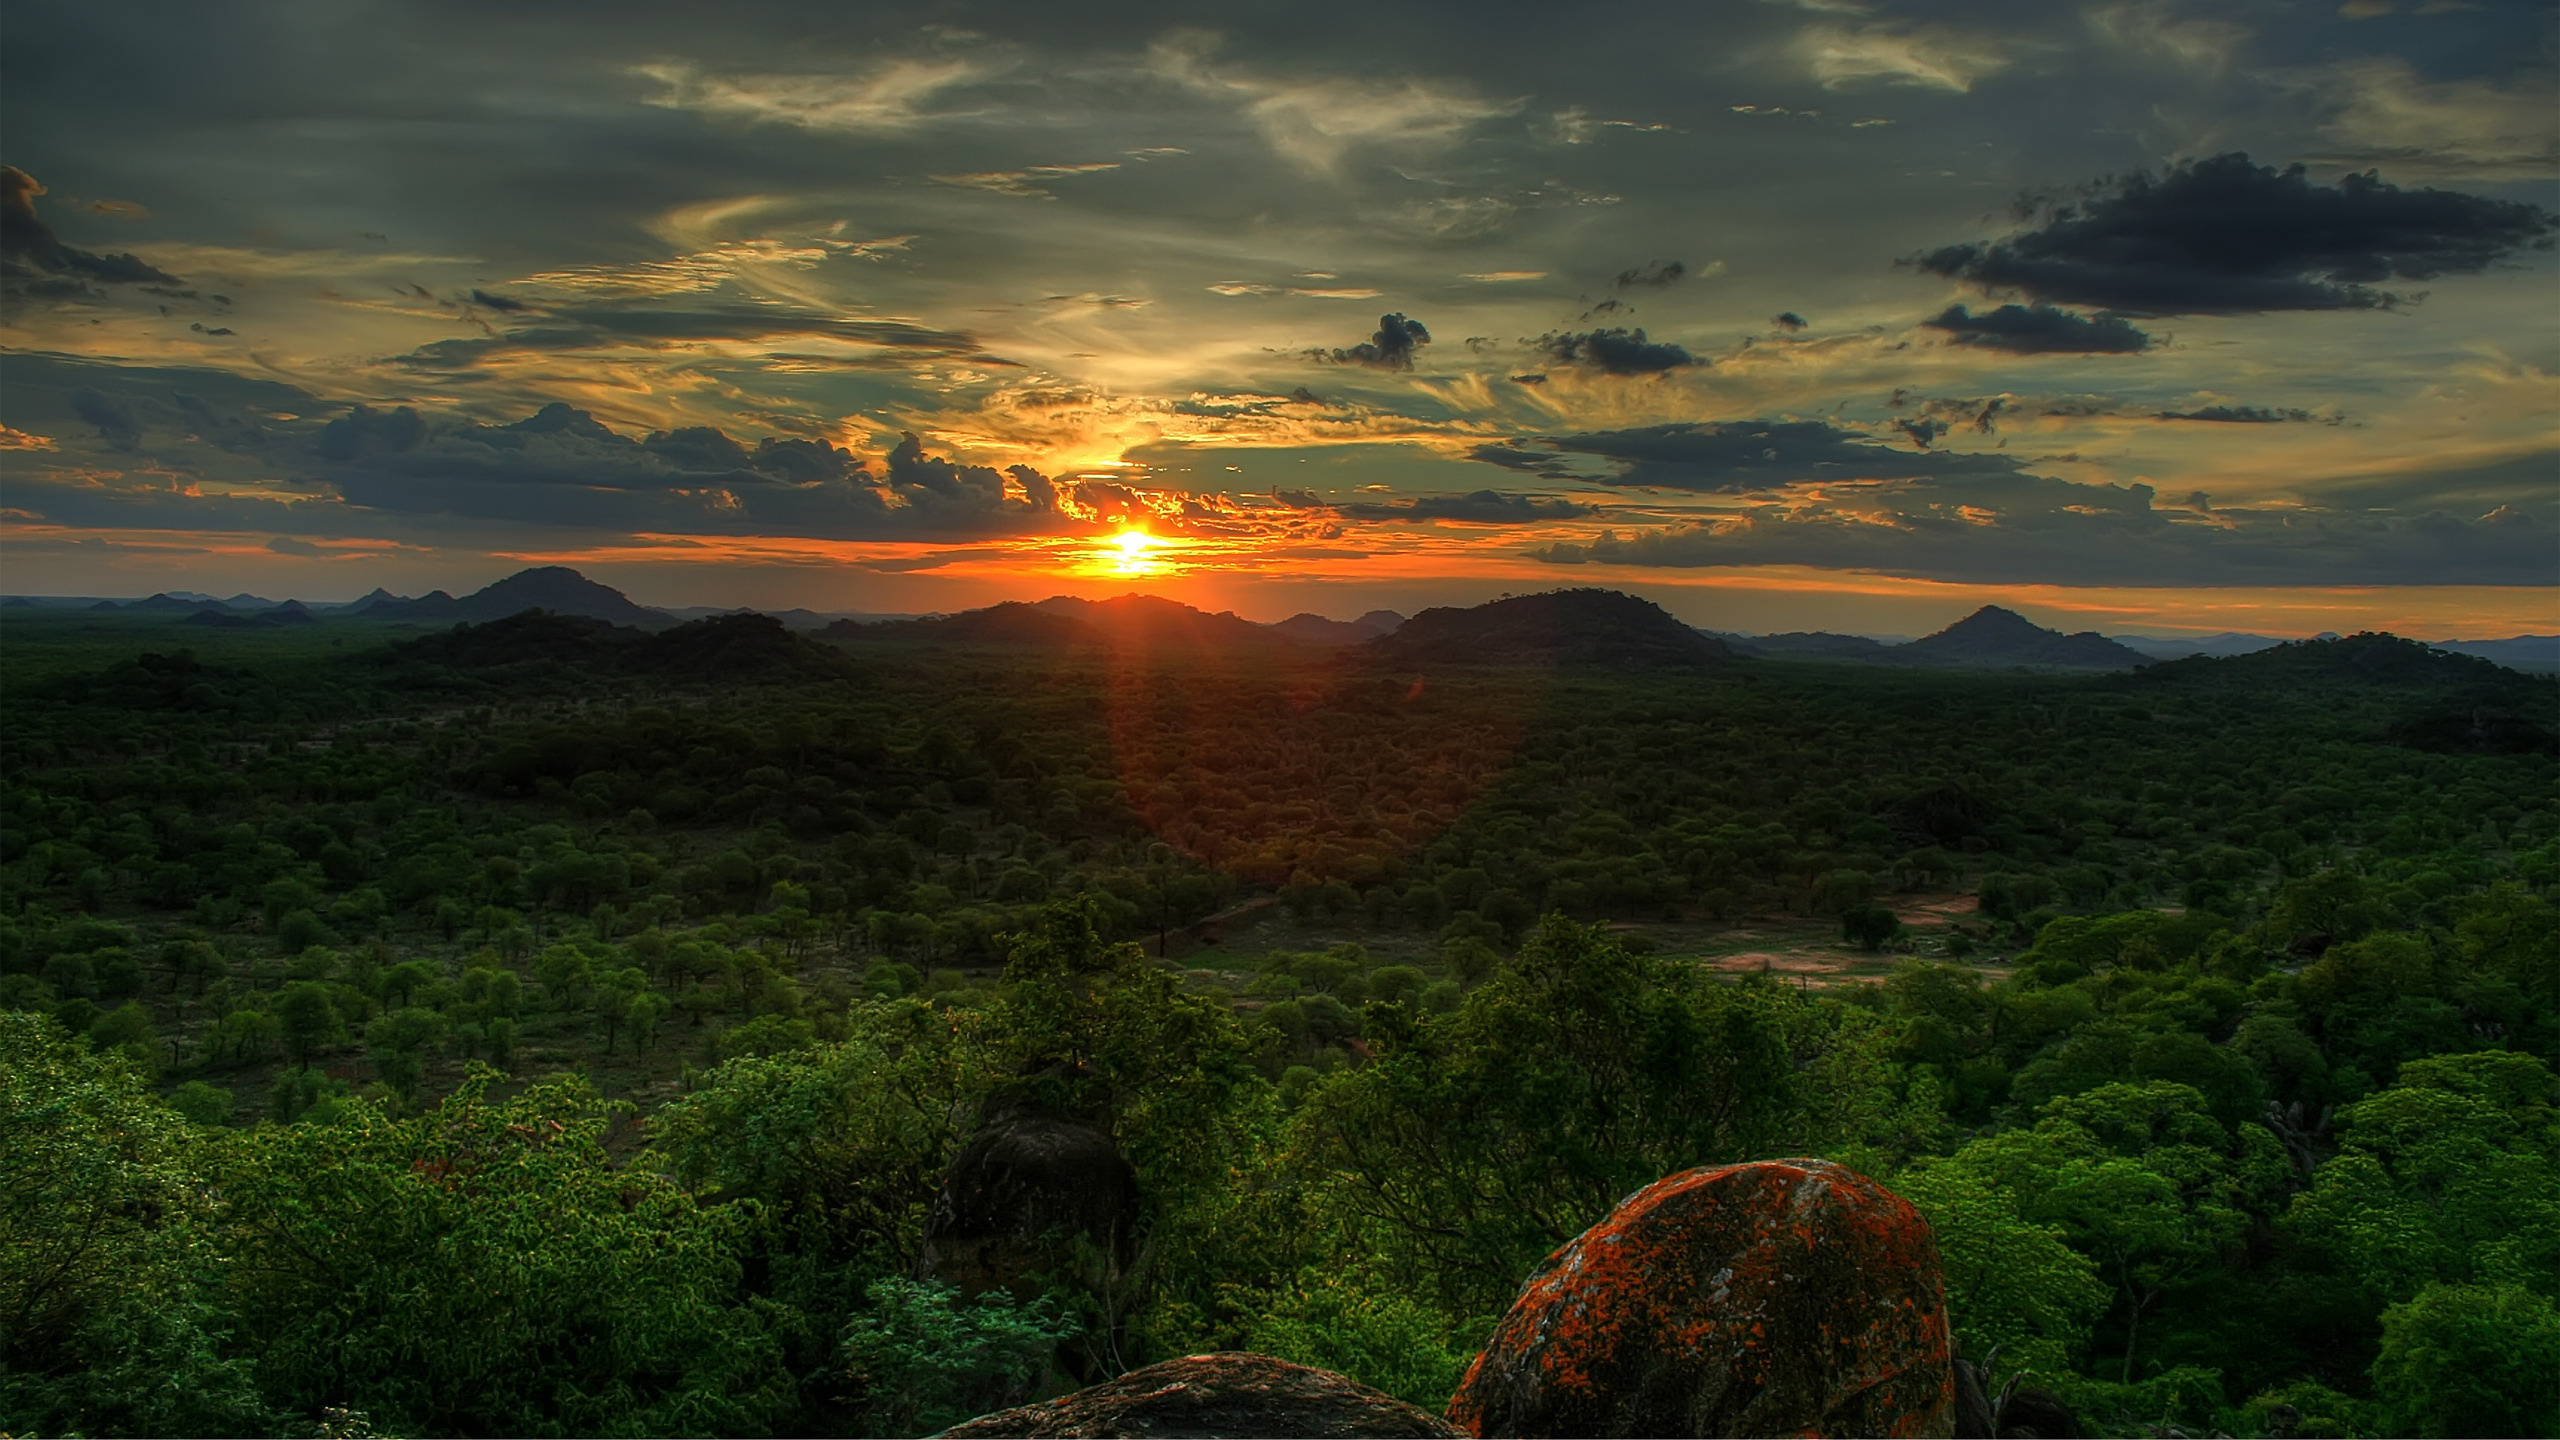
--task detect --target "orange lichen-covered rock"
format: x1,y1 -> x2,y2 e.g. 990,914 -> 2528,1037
1446,1158 -> 1956,1439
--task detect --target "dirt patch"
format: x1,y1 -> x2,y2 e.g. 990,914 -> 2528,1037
1890,892 -> 1979,926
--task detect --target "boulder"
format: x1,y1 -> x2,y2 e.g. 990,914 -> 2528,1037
937,1352 -> 1463,1438
921,1103 -> 1139,1302
1446,1157 -> 1955,1438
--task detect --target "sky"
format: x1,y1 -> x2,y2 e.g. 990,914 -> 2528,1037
1,0 -> 2554,636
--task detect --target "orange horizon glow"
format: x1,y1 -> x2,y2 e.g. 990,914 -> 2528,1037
4,521 -> 2553,640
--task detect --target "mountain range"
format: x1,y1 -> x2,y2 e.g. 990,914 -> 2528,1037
11,570 -> 2554,674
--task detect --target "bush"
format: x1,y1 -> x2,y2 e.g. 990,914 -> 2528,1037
840,1278 -> 1077,1437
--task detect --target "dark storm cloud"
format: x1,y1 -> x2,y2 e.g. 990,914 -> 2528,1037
1529,478 -> 2554,587
1317,313 -> 1432,371
1613,260 -> 1686,289
1913,153 -> 2558,316
1532,327 -> 1696,374
1771,312 -> 1808,331
1473,419 -> 2024,492
1,166 -> 181,286
468,287 -> 529,312
2156,405 -> 2314,423
1334,489 -> 1593,523
392,306 -> 1003,370
1923,303 -> 2151,354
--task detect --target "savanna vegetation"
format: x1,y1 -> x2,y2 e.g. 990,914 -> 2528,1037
3,606 -> 2554,1438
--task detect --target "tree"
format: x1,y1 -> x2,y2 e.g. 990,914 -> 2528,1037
0,1014 -> 272,1436
273,980 -> 345,1065
2370,1282 -> 2560,1439
218,1069 -> 787,1436
1944,1081 -> 2284,1383
1895,1160 -> 2109,1378
363,1006 -> 448,1103
2288,1051 -> 2560,1304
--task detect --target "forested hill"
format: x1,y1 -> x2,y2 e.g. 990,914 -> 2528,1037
1,603 -> 2554,1439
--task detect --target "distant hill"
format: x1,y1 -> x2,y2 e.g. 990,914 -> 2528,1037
1364,589 -> 1733,668
629,613 -> 857,682
2142,632 -> 2528,689
380,611 -> 640,674
356,567 -> 666,627
823,601 -> 1102,648
826,594 -> 1305,653
183,600 -> 319,629
1032,594 -> 1304,651
1894,606 -> 2149,670
1269,610 -> 1405,645
1731,631 -> 1894,660
2433,634 -> 2560,674
2113,632 -> 2283,661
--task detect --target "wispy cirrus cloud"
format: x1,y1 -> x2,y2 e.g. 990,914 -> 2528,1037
634,57 -> 989,133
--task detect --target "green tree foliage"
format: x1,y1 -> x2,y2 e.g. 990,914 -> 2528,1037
1286,917 -> 1809,1313
838,1278 -> 1078,1437
0,1014 -> 273,1437
2288,1051 -> 2560,1303
1895,1160 -> 2109,1377
2369,1281 -> 2560,1439
217,1069 -> 785,1436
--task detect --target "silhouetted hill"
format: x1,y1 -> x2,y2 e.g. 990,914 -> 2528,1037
182,600 -> 319,629
1269,610 -> 1406,645
629,613 -> 858,682
826,594 -> 1302,653
1365,589 -> 1732,668
1895,606 -> 2147,670
359,568 -> 663,627
1733,631 -> 1894,660
1034,594 -> 1299,650
381,611 -> 643,673
823,602 -> 1101,647
2145,632 -> 2526,689
127,592 -> 226,614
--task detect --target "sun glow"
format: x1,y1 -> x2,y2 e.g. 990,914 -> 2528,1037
1105,528 -> 1166,577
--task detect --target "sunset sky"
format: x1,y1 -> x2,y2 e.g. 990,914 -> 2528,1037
2,0 -> 2553,635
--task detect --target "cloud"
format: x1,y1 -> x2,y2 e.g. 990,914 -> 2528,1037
70,389 -> 144,449
1525,475 -> 2555,586
2301,59 -> 2560,181
1334,489 -> 1593,523
1789,24 -> 2009,92
318,402 -> 1084,541
1772,312 -> 1809,331
1147,31 -> 1516,176
1923,303 -> 2152,353
390,303 -> 1002,370
633,57 -> 984,133
1317,313 -> 1432,370
1,166 -> 181,286
1463,271 -> 1547,283
2155,405 -> 2314,423
1613,260 -> 1688,289
468,288 -> 528,312
928,162 -> 1122,199
1531,327 -> 1697,374
1474,419 -> 2025,492
1913,152 -> 2557,316
266,535 -> 325,556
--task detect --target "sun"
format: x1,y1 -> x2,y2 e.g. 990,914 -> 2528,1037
1115,529 -> 1154,558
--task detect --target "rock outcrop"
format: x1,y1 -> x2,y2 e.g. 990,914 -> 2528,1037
1446,1157 -> 1955,1438
937,1352 -> 1462,1438
921,1102 -> 1139,1302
